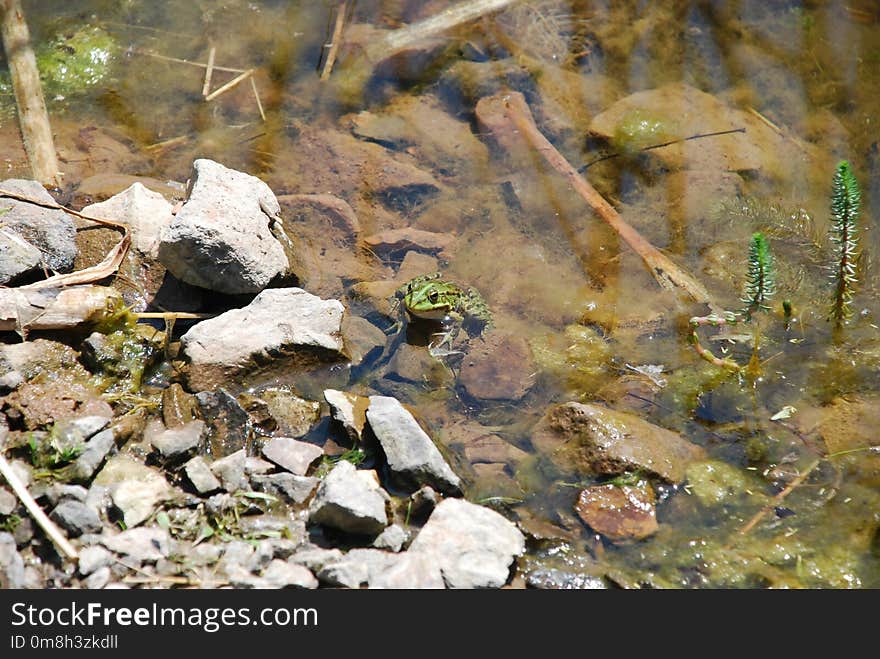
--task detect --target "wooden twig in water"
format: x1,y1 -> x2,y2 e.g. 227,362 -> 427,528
133,48 -> 246,74
487,91 -> 715,307
321,1 -> 348,80
250,76 -> 265,121
0,451 -> 78,560
0,0 -> 61,186
734,458 -> 821,539
688,313 -> 742,372
205,68 -> 254,102
202,45 -> 216,97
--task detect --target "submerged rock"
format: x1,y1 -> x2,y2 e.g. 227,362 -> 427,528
180,288 -> 346,391
408,498 -> 525,589
158,159 -> 288,294
531,402 -> 706,483
574,483 -> 659,543
195,390 -> 249,458
365,395 -> 462,495
459,333 -> 536,401
308,460 -> 388,536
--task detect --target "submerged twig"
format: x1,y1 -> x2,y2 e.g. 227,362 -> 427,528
202,45 -> 216,97
321,1 -> 348,81
0,451 -> 78,560
734,458 -> 821,539
133,48 -> 246,74
205,68 -> 254,102
489,91 -> 715,307
249,77 -> 265,121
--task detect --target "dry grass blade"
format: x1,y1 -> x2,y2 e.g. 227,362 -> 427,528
0,448 -> 78,560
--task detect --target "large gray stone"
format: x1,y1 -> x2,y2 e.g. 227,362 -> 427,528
180,288 -> 346,391
408,498 -> 525,589
308,461 -> 387,536
0,178 -> 76,274
157,159 -> 288,294
366,395 -> 461,495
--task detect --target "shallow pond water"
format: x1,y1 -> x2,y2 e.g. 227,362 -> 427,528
4,0 -> 880,588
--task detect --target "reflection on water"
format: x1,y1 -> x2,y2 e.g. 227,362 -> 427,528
6,0 -> 880,587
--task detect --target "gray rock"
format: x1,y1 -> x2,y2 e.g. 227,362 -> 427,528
44,483 -> 89,506
324,389 -> 368,443
157,159 -> 288,294
408,498 -> 525,588
240,388 -> 321,438
102,527 -> 171,563
250,473 -> 318,504
0,487 -> 17,516
0,532 -> 25,588
245,457 -> 275,476
368,551 -> 444,589
0,178 -> 76,273
224,564 -> 267,588
218,540 -> 256,574
82,182 -> 174,257
262,437 -> 323,476
0,228 -> 41,284
238,517 -> 307,546
288,546 -> 344,572
94,455 -> 174,528
78,545 -> 114,576
83,566 -> 112,589
366,395 -> 462,495
149,419 -> 205,459
261,559 -> 318,589
70,427 -> 117,482
308,461 -> 388,536
210,449 -> 248,492
317,548 -> 397,588
372,524 -> 408,552
49,501 -> 102,537
183,456 -> 222,494
180,288 -> 346,392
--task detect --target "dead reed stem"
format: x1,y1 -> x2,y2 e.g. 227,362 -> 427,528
321,1 -> 348,80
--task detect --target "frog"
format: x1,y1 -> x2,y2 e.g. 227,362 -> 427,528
390,272 -> 493,356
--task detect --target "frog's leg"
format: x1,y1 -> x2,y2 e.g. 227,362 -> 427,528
428,312 -> 464,357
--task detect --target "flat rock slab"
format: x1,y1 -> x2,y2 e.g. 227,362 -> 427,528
408,498 -> 525,589
574,483 -> 658,543
458,333 -> 536,401
366,395 -> 462,495
261,437 -> 323,476
308,461 -> 388,536
180,287 -> 346,391
531,402 -> 706,483
158,158 -> 288,294
0,178 -> 76,275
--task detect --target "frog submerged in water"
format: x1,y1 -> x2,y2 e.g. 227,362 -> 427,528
391,272 -> 493,356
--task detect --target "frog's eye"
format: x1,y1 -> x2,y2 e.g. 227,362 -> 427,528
428,290 -> 439,302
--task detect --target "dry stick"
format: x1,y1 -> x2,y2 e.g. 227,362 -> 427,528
0,453 -> 78,560
733,458 -> 821,540
205,68 -> 254,102
320,0 -> 348,80
202,45 -> 216,97
500,93 -> 714,306
249,76 -> 265,121
0,0 -> 61,186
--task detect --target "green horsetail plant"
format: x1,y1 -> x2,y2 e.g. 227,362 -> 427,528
828,160 -> 861,327
742,232 -> 775,321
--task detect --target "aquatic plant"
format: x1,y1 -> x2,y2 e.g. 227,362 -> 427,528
741,232 -> 775,320
827,160 -> 861,328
